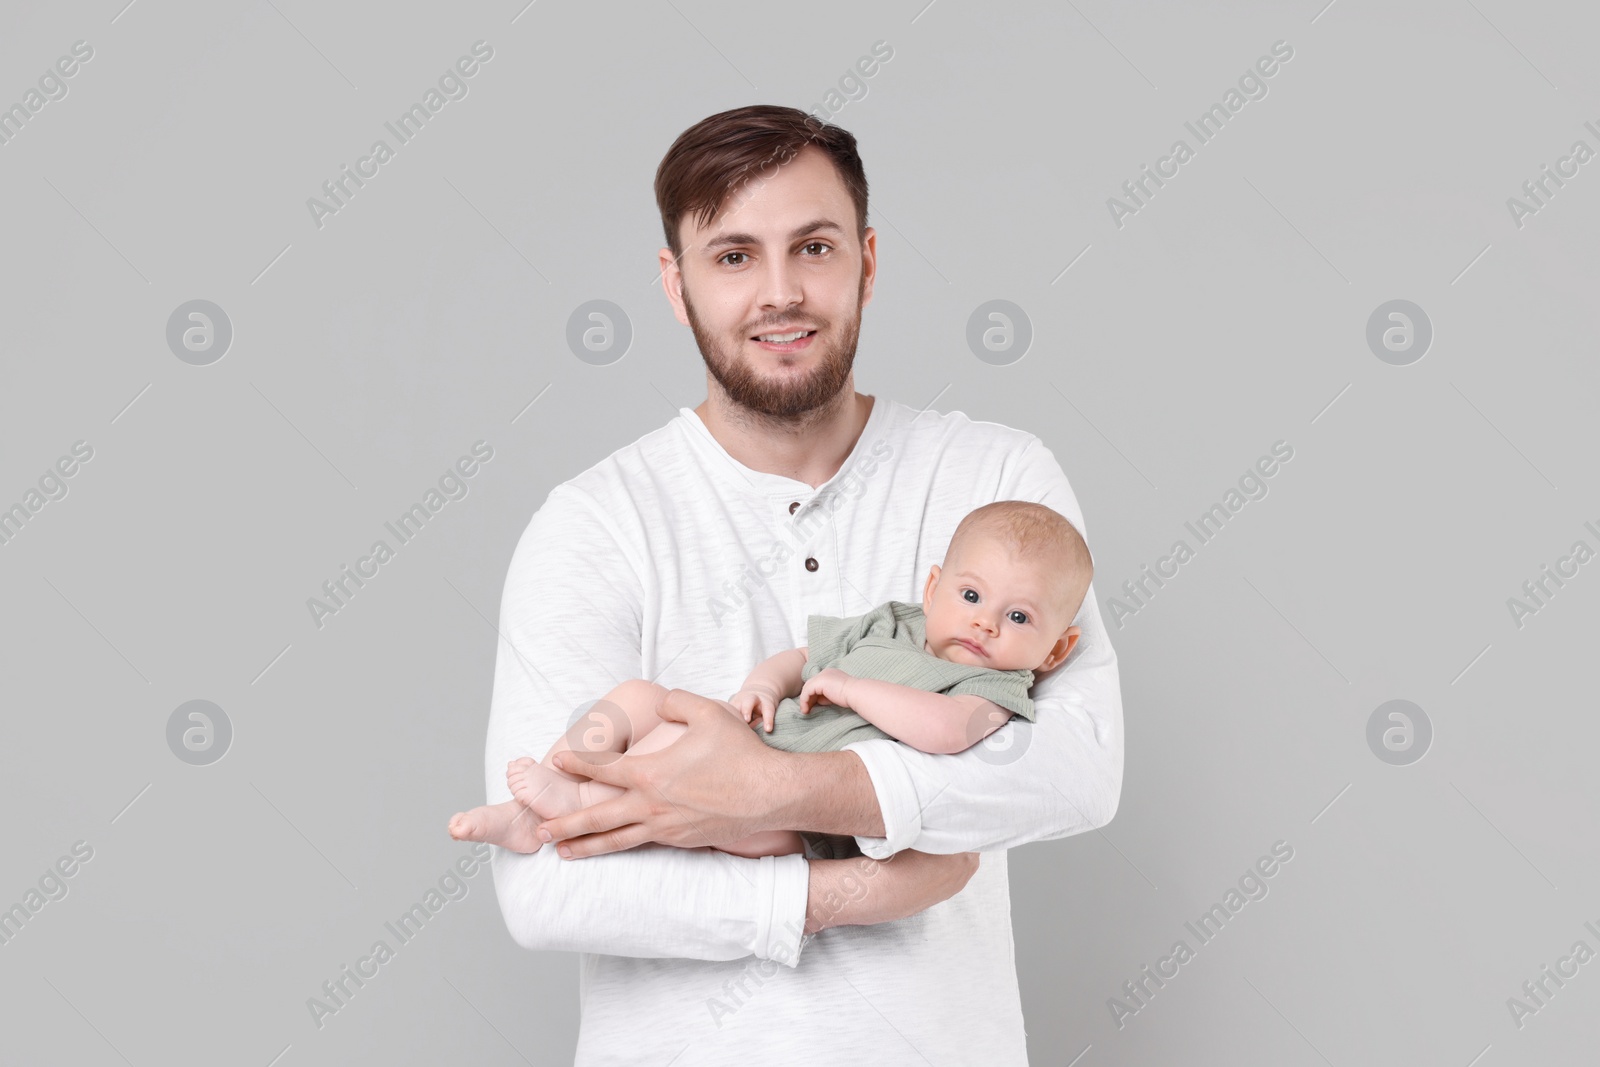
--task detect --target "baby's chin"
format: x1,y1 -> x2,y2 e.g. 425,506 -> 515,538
938,640 -> 1008,669
931,642 -> 973,664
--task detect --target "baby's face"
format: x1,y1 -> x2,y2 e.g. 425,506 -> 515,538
921,537 -> 1080,673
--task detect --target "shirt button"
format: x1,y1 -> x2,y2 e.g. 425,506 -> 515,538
789,501 -> 801,514
805,556 -> 819,572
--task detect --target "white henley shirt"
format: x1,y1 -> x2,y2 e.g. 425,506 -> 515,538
483,395 -> 1123,1065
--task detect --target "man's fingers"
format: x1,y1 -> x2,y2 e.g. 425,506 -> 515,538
549,822 -> 654,859
657,687 -> 717,725
553,746 -> 627,783
537,794 -> 640,846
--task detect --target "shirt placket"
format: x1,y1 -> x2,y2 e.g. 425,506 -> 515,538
772,492 -> 844,639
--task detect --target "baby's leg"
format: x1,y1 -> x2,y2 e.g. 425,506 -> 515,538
451,680 -> 672,848
507,679 -> 673,819
447,800 -> 544,852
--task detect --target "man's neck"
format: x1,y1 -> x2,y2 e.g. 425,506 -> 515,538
693,386 -> 875,489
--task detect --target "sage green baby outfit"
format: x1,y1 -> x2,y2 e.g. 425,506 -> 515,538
761,600 -> 1037,754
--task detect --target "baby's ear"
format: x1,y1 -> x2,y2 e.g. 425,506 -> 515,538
921,564 -> 941,612
1039,625 -> 1081,672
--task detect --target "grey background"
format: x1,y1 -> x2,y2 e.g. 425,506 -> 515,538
2,0 -> 1596,1063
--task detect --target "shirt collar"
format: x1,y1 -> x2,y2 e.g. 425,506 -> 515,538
676,395 -> 898,496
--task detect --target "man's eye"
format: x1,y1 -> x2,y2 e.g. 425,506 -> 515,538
962,589 -> 978,603
801,241 -> 830,255
720,252 -> 747,266
1008,610 -> 1029,625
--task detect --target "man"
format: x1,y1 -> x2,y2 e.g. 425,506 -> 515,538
482,104 -> 1123,1064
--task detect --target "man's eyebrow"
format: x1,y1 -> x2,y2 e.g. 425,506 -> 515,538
701,219 -> 844,252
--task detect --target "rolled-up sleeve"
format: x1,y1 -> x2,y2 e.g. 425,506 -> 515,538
842,437 -> 1124,857
484,486 -> 811,965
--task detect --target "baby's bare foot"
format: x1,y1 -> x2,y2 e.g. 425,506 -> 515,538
448,800 -> 544,853
507,757 -> 582,819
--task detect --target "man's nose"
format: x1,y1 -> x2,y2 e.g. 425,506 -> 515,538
758,257 -> 802,312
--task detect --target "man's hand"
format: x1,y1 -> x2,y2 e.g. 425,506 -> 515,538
728,685 -> 780,734
805,850 -> 981,935
537,688 -> 792,858
798,668 -> 853,715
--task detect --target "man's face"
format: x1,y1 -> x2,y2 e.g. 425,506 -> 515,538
660,145 -> 877,418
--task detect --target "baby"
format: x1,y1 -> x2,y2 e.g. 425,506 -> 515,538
449,499 -> 1093,859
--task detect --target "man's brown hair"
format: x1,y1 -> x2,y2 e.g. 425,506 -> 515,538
654,104 -> 869,259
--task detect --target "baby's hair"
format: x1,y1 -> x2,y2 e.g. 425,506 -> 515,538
946,501 -> 1094,622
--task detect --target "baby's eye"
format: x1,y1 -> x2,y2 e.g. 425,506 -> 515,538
961,589 -> 979,603
1007,610 -> 1029,625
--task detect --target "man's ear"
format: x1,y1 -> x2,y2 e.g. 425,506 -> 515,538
859,226 -> 878,310
921,564 -> 941,614
659,246 -> 690,326
1036,625 -> 1081,673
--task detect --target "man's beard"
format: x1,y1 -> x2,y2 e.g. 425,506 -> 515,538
683,270 -> 864,420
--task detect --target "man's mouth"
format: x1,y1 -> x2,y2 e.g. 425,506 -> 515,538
751,329 -> 817,352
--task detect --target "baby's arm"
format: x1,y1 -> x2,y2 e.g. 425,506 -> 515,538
729,647 -> 809,733
798,671 -> 1013,755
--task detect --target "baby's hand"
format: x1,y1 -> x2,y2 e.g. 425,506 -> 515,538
729,687 -> 779,734
798,668 -> 852,715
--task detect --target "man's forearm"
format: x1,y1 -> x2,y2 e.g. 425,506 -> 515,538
842,691 -> 1123,858
804,849 -> 982,934
804,856 -> 867,935
767,748 -> 885,838
493,839 -> 812,966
